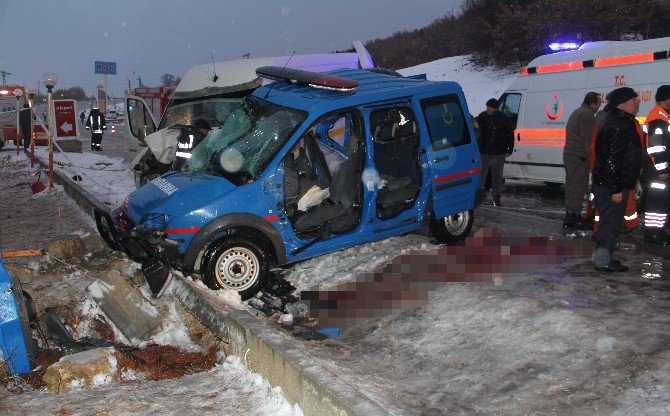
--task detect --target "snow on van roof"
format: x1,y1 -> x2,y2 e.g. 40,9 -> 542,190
172,52 -> 367,101
527,36 -> 670,66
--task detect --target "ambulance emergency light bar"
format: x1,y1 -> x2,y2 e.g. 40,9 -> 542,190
548,42 -> 580,52
255,66 -> 358,93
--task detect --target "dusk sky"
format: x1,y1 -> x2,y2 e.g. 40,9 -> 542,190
0,0 -> 465,97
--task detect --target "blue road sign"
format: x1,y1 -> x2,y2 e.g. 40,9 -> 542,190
95,61 -> 117,75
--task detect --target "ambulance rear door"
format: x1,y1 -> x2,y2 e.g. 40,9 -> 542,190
498,90 -> 526,179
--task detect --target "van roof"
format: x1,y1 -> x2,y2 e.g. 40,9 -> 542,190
526,36 -> 670,67
256,68 -> 464,113
172,52 -> 371,101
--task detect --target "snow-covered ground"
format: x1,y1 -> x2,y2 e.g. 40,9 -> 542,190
35,146 -> 134,207
4,355 -> 303,416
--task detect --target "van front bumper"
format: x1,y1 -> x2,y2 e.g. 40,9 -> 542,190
94,208 -> 179,262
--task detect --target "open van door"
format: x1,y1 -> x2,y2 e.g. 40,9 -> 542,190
124,95 -> 157,146
421,93 -> 481,218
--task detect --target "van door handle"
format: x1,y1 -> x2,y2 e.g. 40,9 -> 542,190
433,155 -> 449,163
516,133 -> 521,141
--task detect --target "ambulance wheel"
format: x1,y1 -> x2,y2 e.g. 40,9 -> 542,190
203,237 -> 268,300
430,209 -> 473,243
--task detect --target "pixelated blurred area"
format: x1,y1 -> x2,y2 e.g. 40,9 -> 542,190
301,227 -> 592,329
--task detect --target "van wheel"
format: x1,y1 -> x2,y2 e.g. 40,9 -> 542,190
203,237 -> 268,300
430,210 -> 473,243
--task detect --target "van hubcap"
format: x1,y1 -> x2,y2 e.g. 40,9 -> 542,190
215,247 -> 258,291
443,211 -> 469,235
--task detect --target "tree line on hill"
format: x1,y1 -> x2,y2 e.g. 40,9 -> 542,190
364,0 -> 670,69
32,86 -> 90,102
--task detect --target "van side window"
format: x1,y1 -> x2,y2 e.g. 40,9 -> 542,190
499,93 -> 521,129
420,95 -> 470,149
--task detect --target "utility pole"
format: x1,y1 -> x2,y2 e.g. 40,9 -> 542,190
0,70 -> 11,85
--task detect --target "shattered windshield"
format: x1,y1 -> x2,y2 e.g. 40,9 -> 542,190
157,97 -> 243,130
182,97 -> 306,184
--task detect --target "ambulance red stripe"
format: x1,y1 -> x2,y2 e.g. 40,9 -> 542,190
521,51 -> 663,75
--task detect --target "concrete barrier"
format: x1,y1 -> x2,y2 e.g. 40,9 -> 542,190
171,277 -> 390,416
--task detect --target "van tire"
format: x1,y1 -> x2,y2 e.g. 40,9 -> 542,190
202,237 -> 268,300
430,209 -> 473,243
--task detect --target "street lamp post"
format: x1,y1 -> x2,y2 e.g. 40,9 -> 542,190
13,88 -> 23,156
42,72 -> 58,188
27,86 -> 36,167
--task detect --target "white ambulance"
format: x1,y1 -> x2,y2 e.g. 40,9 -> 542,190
499,36 -> 670,183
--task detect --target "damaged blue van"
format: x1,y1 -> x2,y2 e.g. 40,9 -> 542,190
96,68 -> 483,299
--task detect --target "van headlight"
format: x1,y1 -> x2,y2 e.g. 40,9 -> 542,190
139,213 -> 171,231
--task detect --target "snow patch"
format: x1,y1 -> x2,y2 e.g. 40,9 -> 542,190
149,300 -> 201,352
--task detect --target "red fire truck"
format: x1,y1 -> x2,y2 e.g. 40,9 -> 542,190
129,86 -> 176,122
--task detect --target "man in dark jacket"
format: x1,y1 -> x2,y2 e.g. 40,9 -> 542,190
18,104 -> 32,150
563,92 -> 601,230
85,107 -> 107,151
592,87 -> 642,272
172,119 -> 211,171
476,98 -> 514,206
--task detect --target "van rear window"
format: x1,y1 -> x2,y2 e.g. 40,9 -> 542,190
421,95 -> 470,149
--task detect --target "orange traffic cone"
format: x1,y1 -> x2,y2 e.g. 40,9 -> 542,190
110,125 -> 116,135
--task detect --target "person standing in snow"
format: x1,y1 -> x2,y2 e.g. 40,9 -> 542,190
85,107 -> 107,151
592,87 -> 642,272
19,104 -> 33,150
80,110 -> 86,126
476,98 -> 514,206
563,92 -> 601,231
640,85 -> 670,245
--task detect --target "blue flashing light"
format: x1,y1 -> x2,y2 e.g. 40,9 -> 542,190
549,42 -> 580,52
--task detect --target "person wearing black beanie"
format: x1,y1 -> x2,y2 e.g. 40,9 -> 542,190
476,98 -> 514,206
591,87 -> 642,272
641,85 -> 670,245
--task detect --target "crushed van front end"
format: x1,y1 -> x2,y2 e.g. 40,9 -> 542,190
94,207 -> 180,263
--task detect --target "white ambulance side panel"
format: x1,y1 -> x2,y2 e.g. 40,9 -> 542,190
585,60 -> 668,119
506,70 -> 588,183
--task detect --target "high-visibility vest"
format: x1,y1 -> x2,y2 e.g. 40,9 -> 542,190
643,104 -> 670,174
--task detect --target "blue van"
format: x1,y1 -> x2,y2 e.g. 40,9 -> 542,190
96,68 -> 483,299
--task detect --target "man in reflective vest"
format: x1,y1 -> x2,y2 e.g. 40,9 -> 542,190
173,119 -> 211,171
641,85 -> 670,245
85,107 -> 107,151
